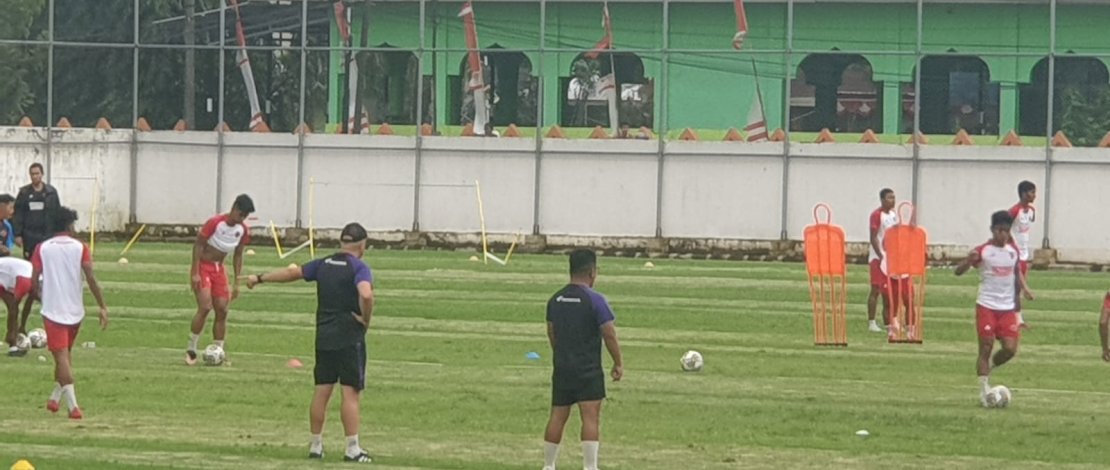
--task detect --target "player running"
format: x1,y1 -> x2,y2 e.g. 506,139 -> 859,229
185,194 -> 254,365
955,210 -> 1033,407
867,188 -> 899,333
1008,180 -> 1036,328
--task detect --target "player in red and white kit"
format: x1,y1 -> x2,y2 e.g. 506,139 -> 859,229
1008,180 -> 1036,328
1,255 -> 35,357
32,207 -> 108,419
186,194 -> 254,365
955,210 -> 1033,407
867,188 -> 899,333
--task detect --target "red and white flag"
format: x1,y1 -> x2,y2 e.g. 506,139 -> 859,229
228,0 -> 266,131
732,0 -> 749,50
745,90 -> 768,142
459,1 -> 489,134
333,1 -> 369,134
584,3 -> 613,60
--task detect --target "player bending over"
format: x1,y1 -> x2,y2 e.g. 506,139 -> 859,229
1,255 -> 36,357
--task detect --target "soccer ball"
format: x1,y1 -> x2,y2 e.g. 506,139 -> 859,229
13,333 -> 31,351
27,329 -> 47,349
202,344 -> 225,366
680,350 -> 704,372
989,385 -> 1012,408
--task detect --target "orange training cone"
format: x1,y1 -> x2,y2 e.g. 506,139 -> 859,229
884,201 -> 928,344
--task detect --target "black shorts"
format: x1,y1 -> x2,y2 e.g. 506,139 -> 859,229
552,373 -> 606,407
21,235 -> 45,261
314,342 -> 366,391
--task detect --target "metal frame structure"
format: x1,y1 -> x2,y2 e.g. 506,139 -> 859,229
2,0 -> 1075,249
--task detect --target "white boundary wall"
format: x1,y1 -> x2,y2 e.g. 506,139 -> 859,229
1,126 -> 1107,262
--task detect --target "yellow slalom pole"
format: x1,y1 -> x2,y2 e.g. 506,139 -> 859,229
89,177 -> 100,254
504,232 -> 522,264
269,220 -> 285,258
308,177 -> 316,258
119,224 -> 146,256
475,180 -> 488,265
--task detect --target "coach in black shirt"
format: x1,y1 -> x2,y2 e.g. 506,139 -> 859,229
541,249 -> 623,470
244,222 -> 375,463
14,163 -> 61,260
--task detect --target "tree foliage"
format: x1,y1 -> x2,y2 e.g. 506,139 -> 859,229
1058,85 -> 1110,147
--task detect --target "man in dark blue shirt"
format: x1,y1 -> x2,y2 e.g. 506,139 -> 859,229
244,222 -> 375,463
0,194 -> 15,256
542,249 -> 623,470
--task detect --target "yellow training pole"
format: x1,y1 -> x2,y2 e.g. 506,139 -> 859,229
308,177 -> 316,258
475,180 -> 489,265
119,224 -> 146,256
504,232 -> 522,264
269,220 -> 285,258
89,177 -> 100,254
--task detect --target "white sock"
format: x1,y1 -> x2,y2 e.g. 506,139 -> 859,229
582,441 -> 599,470
543,441 -> 560,468
1016,311 -> 1025,324
978,376 -> 990,394
61,384 -> 78,411
346,435 -> 362,457
309,433 -> 323,454
188,333 -> 200,351
49,382 -> 63,402
214,339 -> 225,349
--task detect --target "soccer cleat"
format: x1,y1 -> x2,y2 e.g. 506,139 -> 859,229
868,323 -> 883,333
8,347 -> 27,357
308,451 -> 323,459
68,407 -> 83,420
46,400 -> 59,413
185,350 -> 198,366
343,451 -> 372,463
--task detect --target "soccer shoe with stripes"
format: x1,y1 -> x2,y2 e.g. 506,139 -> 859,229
46,400 -> 59,413
343,451 -> 372,463
69,407 -> 83,420
185,350 -> 198,366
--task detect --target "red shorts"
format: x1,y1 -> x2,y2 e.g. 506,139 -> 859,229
1018,260 -> 1029,277
43,317 -> 81,352
0,276 -> 32,302
198,262 -> 230,300
1102,292 -> 1110,311
976,305 -> 1020,339
869,260 -> 888,289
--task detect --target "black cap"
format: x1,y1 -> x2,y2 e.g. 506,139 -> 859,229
340,222 -> 368,243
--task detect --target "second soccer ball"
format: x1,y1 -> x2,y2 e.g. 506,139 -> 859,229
680,350 -> 703,372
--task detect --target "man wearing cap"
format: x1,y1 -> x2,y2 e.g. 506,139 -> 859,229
243,222 -> 375,463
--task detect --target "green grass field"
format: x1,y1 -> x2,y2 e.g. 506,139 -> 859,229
2,243 -> 1109,469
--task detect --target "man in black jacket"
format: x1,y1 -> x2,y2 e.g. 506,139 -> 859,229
13,163 -> 62,260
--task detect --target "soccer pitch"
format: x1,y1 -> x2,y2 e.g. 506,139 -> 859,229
1,243 -> 1109,469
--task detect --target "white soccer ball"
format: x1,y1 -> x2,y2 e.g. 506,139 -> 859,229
990,385 -> 1012,408
202,344 -> 225,366
680,350 -> 704,372
27,329 -> 47,349
14,333 -> 31,351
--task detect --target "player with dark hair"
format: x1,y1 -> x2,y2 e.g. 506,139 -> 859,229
1009,180 -> 1036,328
185,194 -> 254,365
14,163 -> 62,260
244,222 -> 375,463
32,207 -> 108,419
955,210 -> 1033,407
541,249 -> 623,470
0,193 -> 15,256
867,188 -> 898,333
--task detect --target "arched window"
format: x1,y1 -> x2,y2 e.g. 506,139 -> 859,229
560,52 -> 653,128
1019,57 -> 1110,135
357,44 -> 420,125
449,45 -> 537,126
790,54 -> 881,133
915,56 -> 998,135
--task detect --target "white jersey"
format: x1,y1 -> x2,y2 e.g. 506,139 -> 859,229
868,207 -> 899,266
32,235 -> 90,325
0,257 -> 32,291
973,241 -> 1020,311
1008,203 -> 1035,261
